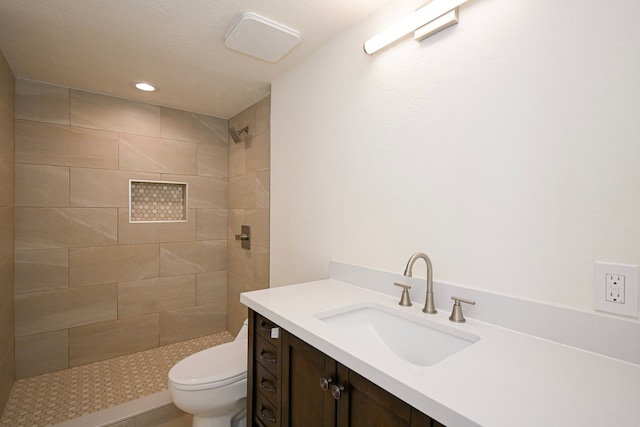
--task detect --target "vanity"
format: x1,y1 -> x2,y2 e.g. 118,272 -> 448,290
241,270 -> 640,427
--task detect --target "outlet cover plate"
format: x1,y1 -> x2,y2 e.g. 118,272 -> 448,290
594,262 -> 638,317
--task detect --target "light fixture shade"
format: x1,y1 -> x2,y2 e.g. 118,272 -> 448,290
134,82 -> 155,92
225,12 -> 300,63
363,0 -> 468,54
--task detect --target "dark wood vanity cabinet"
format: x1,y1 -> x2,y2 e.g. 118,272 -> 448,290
248,309 -> 445,427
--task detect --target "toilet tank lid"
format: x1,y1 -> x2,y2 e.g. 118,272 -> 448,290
168,339 -> 247,387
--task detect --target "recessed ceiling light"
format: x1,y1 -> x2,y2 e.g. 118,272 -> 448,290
134,82 -> 156,92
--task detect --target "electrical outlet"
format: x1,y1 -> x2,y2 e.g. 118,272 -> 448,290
594,262 -> 638,317
605,274 -> 625,303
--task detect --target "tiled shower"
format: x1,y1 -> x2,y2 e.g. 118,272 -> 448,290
0,46 -> 270,422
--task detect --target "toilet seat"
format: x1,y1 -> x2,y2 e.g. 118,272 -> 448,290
168,339 -> 247,391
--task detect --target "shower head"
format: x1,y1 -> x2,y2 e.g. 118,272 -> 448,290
229,126 -> 249,143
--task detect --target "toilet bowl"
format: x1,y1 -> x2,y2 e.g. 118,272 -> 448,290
169,320 -> 249,427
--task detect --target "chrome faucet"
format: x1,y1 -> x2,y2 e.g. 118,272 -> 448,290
403,252 -> 437,314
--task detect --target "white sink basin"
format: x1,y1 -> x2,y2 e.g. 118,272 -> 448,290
315,302 -> 480,366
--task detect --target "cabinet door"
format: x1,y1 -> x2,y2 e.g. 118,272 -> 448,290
336,365 -> 414,427
282,332 -> 336,427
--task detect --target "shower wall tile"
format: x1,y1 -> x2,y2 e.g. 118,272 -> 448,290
0,208 -> 13,297
15,207 -> 118,250
228,139 -> 245,177
15,120 -> 118,169
0,111 -> 14,205
0,50 -> 13,414
70,168 -> 160,207
14,248 -> 69,294
118,208 -> 196,244
256,171 -> 270,209
69,314 -> 159,366
119,133 -> 197,175
14,284 -> 118,336
69,244 -> 159,287
130,402 -> 188,427
159,302 -> 226,345
196,209 -> 227,241
245,209 -> 269,248
246,131 -> 270,173
229,174 -> 255,208
226,97 -> 270,333
15,164 -> 69,207
15,79 -> 69,125
197,143 -> 228,177
255,96 -> 271,135
70,90 -> 160,136
160,107 -> 227,145
160,240 -> 227,276
118,275 -> 196,319
15,330 -> 68,379
196,271 -> 227,305
162,174 -> 227,209
0,297 -> 13,369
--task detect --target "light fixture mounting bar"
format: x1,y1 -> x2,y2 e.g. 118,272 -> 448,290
414,8 -> 459,42
363,0 -> 468,55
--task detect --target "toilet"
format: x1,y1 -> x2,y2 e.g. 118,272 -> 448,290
168,320 -> 249,427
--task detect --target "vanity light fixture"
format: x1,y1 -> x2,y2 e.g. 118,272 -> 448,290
363,0 -> 468,55
134,81 -> 156,92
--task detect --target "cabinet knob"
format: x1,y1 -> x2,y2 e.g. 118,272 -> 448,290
319,377 -> 333,391
330,384 -> 345,400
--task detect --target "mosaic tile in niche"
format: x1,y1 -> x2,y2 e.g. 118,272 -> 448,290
129,181 -> 187,222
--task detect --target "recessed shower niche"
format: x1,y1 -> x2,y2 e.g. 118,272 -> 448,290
129,180 -> 188,223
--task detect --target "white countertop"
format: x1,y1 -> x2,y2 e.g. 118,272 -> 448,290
241,279 -> 640,427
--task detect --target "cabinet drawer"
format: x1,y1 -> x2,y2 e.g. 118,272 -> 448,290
256,361 -> 280,406
255,313 -> 281,346
255,389 -> 280,427
255,335 -> 280,374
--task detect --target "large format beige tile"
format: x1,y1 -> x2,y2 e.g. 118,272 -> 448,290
70,244 -> 159,287
160,240 -> 227,276
70,90 -> 160,136
118,275 -> 196,319
15,330 -> 68,378
0,340 -> 14,412
0,296 -> 13,367
161,174 -> 227,209
71,168 -> 160,207
256,170 -> 270,209
245,209 -> 269,248
119,133 -> 197,175
228,244 -> 253,280
15,163 -> 69,207
132,403 -> 188,427
196,271 -> 227,305
159,302 -> 226,345
197,143 -> 228,177
229,174 -> 255,209
69,314 -> 159,366
15,80 -> 70,125
0,207 -> 13,298
0,104 -> 14,205
252,245 -> 270,287
196,209 -> 227,241
228,138 -> 245,178
160,107 -> 227,145
254,95 -> 271,136
15,207 -> 118,250
14,248 -> 69,294
245,132 -> 270,174
118,208 -> 196,244
14,284 -> 118,336
15,119 -> 119,169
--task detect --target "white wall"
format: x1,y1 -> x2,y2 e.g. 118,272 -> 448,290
270,0 -> 640,315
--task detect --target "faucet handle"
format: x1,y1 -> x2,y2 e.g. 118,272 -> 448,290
394,283 -> 412,307
449,296 -> 476,323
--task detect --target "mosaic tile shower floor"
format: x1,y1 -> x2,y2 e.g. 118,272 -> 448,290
0,331 -> 234,427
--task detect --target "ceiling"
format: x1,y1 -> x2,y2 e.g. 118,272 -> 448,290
0,0 -> 391,119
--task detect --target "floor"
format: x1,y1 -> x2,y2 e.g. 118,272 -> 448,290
0,331 -> 234,427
